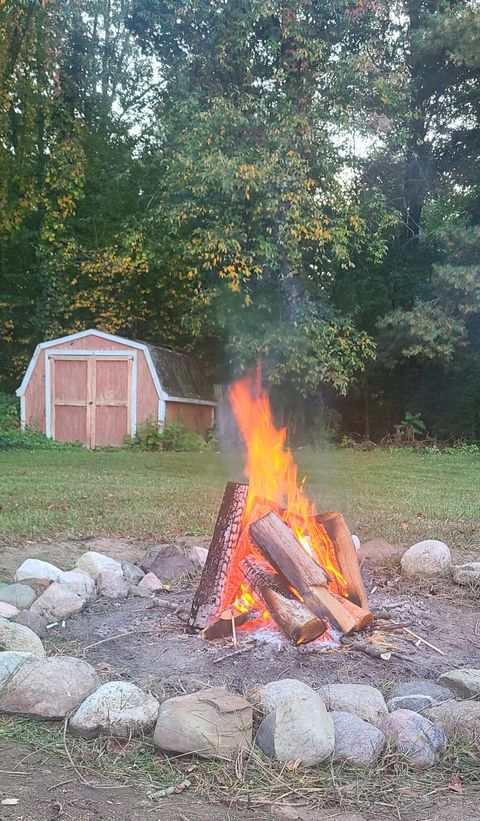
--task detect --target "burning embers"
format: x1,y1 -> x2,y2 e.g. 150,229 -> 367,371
188,376 -> 373,645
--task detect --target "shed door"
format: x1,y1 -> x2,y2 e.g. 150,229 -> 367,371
50,355 -> 132,448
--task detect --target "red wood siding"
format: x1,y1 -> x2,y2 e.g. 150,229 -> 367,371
165,401 -> 214,438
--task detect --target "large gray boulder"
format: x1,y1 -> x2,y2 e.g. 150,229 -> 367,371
424,701 -> 480,739
0,583 -> 37,610
250,679 -> 319,715
331,711 -> 386,766
437,668 -> 480,699
154,687 -> 252,759
141,543 -> 195,580
70,681 -> 159,738
452,562 -> 480,586
15,559 -> 62,583
31,583 -> 86,621
400,540 -> 451,577
387,695 -> 436,713
256,692 -> 334,766
76,551 -> 123,579
383,709 -> 445,769
0,656 -> 100,719
319,683 -> 388,729
0,617 -> 45,658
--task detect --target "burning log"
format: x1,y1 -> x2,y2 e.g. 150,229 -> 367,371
315,512 -> 369,609
248,512 -> 370,634
241,557 -> 327,645
188,482 -> 249,632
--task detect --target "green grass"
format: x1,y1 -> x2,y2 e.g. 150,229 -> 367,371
0,447 -> 479,549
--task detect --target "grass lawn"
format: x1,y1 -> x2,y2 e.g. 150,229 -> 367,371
1,447 -> 479,551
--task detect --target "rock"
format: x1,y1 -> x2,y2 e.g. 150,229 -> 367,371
319,683 -> 388,729
121,562 -> 145,586
387,695 -> 435,713
452,562 -> 480,586
0,656 -> 101,719
250,679 -> 318,714
15,559 -> 62,584
437,669 -> 480,699
389,679 -> 453,704
59,570 -> 96,601
190,545 -> 209,568
0,617 -> 45,657
13,610 -> 48,638
357,538 -> 403,567
154,687 -> 252,759
0,602 -> 19,618
96,570 -> 129,599
140,543 -> 195,580
400,539 -> 451,577
70,681 -> 159,739
0,651 -> 37,688
424,701 -> 480,739
31,583 -> 86,621
0,583 -> 37,610
76,551 -> 123,580
332,711 -> 386,766
383,709 -> 446,769
138,572 -> 166,591
256,693 -> 334,766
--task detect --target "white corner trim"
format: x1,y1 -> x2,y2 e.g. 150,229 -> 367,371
45,353 -> 52,438
19,395 -> 26,430
158,398 -> 166,424
166,396 -> 217,407
131,353 -> 137,434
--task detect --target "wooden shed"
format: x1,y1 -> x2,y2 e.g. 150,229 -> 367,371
16,329 -> 216,448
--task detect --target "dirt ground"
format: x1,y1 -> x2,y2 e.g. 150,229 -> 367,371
1,738 -> 480,821
1,538 -> 480,821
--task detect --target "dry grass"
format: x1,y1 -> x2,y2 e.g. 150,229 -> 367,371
1,714 -> 479,817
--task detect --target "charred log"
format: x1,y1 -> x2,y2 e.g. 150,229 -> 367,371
241,556 -> 327,645
188,482 -> 248,631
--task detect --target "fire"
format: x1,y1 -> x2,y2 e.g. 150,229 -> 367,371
229,374 -> 347,621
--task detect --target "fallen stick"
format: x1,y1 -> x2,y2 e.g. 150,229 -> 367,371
83,631 -> 133,651
401,627 -> 445,655
213,642 -> 256,664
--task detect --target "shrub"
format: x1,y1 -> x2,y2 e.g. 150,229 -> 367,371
127,419 -> 207,452
0,393 -> 20,431
0,427 -> 81,450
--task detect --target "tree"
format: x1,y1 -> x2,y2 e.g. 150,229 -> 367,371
128,0 -> 380,397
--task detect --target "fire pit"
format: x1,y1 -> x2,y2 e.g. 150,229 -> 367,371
188,376 -> 373,645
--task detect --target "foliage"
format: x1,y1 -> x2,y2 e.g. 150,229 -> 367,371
0,393 -> 19,431
127,419 -> 207,452
0,427 -> 80,450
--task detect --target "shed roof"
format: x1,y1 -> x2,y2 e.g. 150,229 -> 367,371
142,342 -> 215,402
16,329 -> 216,404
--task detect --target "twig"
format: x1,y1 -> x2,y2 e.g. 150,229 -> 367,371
213,642 -> 256,664
402,627 -> 445,655
83,631 -> 133,651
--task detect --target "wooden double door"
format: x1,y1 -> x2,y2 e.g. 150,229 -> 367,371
50,354 -> 133,448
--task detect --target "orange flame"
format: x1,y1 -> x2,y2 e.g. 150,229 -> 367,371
229,374 -> 346,609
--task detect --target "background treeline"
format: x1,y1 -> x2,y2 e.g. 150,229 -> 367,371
1,0 -> 479,442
